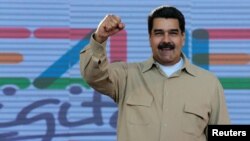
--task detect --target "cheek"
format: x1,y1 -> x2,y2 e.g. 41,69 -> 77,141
175,39 -> 184,48
151,39 -> 160,47
150,45 -> 157,53
150,40 -> 158,48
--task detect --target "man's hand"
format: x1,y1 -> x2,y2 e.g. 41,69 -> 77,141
94,14 -> 125,43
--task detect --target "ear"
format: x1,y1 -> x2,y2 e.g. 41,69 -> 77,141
182,32 -> 186,47
149,32 -> 152,39
149,34 -> 153,48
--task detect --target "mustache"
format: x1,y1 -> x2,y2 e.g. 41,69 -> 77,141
158,42 -> 175,50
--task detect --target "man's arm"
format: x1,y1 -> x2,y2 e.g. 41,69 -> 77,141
79,15 -> 126,102
209,79 -> 231,125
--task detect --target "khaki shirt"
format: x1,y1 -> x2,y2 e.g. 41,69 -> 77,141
80,36 -> 230,141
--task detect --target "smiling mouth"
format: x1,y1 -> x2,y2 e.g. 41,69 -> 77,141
158,42 -> 175,50
159,47 -> 175,51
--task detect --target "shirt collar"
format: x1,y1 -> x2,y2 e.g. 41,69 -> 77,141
141,52 -> 198,77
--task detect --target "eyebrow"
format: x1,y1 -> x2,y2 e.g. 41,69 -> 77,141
153,29 -> 180,33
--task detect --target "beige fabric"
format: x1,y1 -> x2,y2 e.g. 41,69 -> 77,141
80,35 -> 230,141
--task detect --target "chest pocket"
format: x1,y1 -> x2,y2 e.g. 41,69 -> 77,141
126,93 -> 153,125
182,103 -> 209,137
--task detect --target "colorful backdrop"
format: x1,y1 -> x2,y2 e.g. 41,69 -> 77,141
0,0 -> 250,141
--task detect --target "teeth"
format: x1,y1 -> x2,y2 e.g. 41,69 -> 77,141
160,48 -> 173,50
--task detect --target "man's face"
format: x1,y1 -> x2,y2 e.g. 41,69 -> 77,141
149,18 -> 185,66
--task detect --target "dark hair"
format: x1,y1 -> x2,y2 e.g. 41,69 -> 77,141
148,5 -> 185,35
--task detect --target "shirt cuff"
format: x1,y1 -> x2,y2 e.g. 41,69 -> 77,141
90,34 -> 107,58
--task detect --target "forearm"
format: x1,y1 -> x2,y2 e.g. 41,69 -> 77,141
79,35 -> 115,97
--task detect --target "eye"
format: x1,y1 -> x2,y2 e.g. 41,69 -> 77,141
153,31 -> 164,36
169,31 -> 178,35
169,30 -> 180,36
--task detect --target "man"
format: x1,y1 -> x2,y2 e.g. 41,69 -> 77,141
80,5 -> 230,141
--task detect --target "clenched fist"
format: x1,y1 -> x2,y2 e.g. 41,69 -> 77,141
94,14 -> 125,43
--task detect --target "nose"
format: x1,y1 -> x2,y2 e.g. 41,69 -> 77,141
162,32 -> 171,43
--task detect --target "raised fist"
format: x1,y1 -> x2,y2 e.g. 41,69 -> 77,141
94,14 -> 125,43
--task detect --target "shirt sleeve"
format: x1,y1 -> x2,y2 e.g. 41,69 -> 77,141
209,78 -> 231,124
204,78 -> 230,138
79,34 -> 127,102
